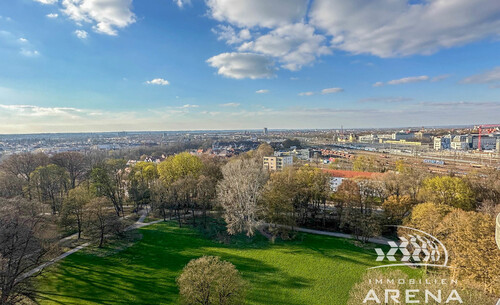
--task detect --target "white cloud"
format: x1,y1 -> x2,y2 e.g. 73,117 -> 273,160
206,0 -> 308,28
461,67 -> 500,86
256,89 -> 269,94
372,82 -> 384,87
387,75 -> 429,85
34,0 -> 58,4
321,87 -> 343,94
145,78 -> 170,85
298,88 -> 344,96
309,0 -> 500,57
238,23 -> 330,71
2,100 -> 500,133
359,97 -> 413,103
0,32 -> 39,57
0,104 -> 83,117
179,104 -> 199,108
220,103 -> 240,107
173,0 -> 191,8
206,52 -> 275,79
61,0 -> 135,36
20,48 -> 40,57
74,29 -> 88,39
46,13 -> 59,18
212,25 -> 251,45
431,74 -> 451,82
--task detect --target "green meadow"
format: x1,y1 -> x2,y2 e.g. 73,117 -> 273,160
37,221 -> 411,305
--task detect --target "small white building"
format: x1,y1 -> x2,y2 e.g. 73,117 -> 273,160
359,134 -> 378,143
329,177 -> 345,191
450,135 -> 469,150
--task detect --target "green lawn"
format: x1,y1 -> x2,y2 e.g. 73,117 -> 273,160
37,221 -> 409,305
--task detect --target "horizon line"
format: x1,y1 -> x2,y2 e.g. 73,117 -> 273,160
0,124 -> 481,137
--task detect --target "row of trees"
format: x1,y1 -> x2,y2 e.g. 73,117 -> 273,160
1,146 -> 499,301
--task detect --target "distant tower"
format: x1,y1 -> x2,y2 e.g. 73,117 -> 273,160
263,127 -> 268,135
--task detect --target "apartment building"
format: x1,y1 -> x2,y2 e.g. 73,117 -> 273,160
434,136 -> 451,150
263,155 -> 293,171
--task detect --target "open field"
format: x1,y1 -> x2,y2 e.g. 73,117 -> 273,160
36,221 -> 416,305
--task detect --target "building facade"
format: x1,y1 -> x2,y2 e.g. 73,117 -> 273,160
433,136 -> 451,150
392,131 -> 415,140
263,155 -> 293,171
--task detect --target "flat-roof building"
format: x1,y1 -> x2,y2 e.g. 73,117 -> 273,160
263,155 -> 293,171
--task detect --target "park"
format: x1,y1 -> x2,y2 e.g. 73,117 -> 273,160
36,220 -> 391,305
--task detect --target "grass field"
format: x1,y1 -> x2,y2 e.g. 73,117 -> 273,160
37,221 -> 413,305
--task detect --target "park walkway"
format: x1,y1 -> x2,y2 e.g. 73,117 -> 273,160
264,224 -> 391,245
20,208 -> 161,281
23,213 -> 392,281
290,226 -> 391,245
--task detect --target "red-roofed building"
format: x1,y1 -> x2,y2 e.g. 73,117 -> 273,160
322,169 -> 383,191
322,169 -> 383,179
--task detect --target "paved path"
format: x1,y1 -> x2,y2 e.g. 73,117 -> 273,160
19,242 -> 91,281
21,207 -> 160,281
267,224 -> 391,245
24,213 -> 391,281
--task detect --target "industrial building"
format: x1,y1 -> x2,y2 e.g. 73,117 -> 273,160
392,131 -> 415,140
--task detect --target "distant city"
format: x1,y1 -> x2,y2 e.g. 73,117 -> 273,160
1,125 -> 499,154
2,125 -> 499,175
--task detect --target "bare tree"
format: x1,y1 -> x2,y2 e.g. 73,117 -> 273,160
0,171 -> 24,198
90,159 -> 127,217
0,197 -> 53,305
217,159 -> 268,236
197,175 -> 217,228
84,197 -> 122,247
30,164 -> 70,215
341,179 -> 382,242
61,186 -> 93,239
0,153 -> 49,199
51,152 -> 88,189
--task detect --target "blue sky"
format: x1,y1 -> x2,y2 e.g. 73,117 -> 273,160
0,0 -> 499,133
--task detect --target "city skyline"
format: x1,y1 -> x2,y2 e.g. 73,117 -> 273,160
1,0 -> 500,133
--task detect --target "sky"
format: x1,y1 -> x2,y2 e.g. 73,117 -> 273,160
0,0 -> 500,134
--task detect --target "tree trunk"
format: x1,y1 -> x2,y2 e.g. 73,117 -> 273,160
203,206 -> 207,229
77,218 -> 82,239
177,207 -> 182,228
99,230 -> 104,248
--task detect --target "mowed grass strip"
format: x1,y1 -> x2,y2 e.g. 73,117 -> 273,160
37,221 -> 395,305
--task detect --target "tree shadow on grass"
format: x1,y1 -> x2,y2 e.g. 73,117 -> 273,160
38,221 -> 313,305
